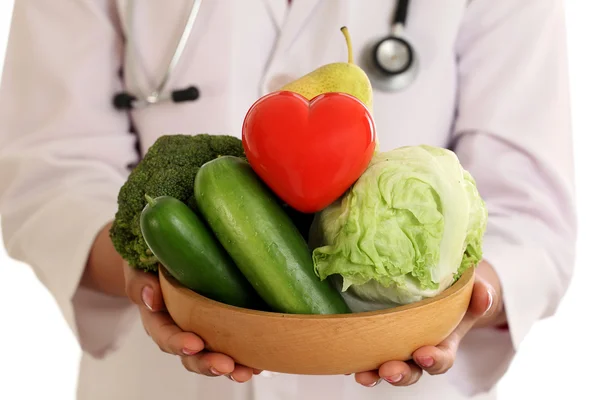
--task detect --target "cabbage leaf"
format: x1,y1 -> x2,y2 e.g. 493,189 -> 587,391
309,145 -> 487,311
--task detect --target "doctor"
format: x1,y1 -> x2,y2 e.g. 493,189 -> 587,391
0,0 -> 576,399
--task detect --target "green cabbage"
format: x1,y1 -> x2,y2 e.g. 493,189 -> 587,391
308,145 -> 487,311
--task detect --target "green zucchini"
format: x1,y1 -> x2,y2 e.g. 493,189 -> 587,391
140,194 -> 265,309
193,156 -> 350,315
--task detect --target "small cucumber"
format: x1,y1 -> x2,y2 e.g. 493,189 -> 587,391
140,194 -> 264,309
193,156 -> 350,315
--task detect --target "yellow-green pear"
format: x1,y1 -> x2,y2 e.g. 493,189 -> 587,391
279,26 -> 373,111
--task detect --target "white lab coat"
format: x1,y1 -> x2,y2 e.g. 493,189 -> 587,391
0,0 -> 576,399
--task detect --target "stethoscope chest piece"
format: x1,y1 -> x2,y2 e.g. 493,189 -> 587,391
368,34 -> 418,92
363,0 -> 418,92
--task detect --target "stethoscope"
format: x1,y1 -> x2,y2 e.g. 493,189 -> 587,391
113,0 -> 203,110
363,0 -> 418,92
113,0 -> 416,111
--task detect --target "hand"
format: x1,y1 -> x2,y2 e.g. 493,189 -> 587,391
122,262 -> 261,383
354,261 -> 506,387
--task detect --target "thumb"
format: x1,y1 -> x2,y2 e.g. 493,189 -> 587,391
470,275 -> 495,317
123,262 -> 165,312
449,276 -> 497,341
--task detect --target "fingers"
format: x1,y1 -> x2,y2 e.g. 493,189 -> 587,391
181,351 -> 236,376
411,277 -> 496,375
123,262 -> 164,312
411,318 -> 472,375
354,370 -> 382,387
228,365 -> 255,383
140,306 -> 257,383
180,352 -> 254,383
353,273 -> 502,387
355,360 -> 424,388
139,306 -> 205,356
125,264 -> 255,383
413,343 -> 455,375
378,360 -> 423,386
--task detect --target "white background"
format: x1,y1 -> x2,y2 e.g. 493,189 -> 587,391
0,1 -> 598,399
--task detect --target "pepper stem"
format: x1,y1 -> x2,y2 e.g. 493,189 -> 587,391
145,194 -> 157,207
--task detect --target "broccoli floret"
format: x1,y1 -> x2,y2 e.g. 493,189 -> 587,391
109,133 -> 245,272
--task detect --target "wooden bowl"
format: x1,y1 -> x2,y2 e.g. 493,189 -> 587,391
159,266 -> 475,375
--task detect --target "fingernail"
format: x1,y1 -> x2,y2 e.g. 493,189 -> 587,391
384,374 -> 403,383
182,348 -> 199,355
142,286 -> 154,310
417,356 -> 435,368
227,374 -> 239,382
366,379 -> 381,387
484,288 -> 493,315
210,367 -> 223,376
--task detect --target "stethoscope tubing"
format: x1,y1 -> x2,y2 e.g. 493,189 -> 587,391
115,0 -> 203,110
114,0 -> 416,110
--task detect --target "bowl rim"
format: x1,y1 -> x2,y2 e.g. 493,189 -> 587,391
159,265 -> 475,320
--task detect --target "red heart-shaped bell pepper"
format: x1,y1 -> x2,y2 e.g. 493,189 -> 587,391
241,90 -> 377,213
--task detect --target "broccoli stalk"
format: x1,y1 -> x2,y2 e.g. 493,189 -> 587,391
109,133 -> 246,272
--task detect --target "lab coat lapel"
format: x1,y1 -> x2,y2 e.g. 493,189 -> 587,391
276,0 -> 323,52
262,0 -> 324,37
259,0 -> 324,94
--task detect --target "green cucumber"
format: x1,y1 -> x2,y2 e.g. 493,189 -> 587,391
193,156 -> 350,315
140,194 -> 264,309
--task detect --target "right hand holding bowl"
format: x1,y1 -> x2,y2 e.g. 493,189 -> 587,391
122,261 -> 260,383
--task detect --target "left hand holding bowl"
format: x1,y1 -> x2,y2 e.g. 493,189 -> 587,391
353,261 -> 506,387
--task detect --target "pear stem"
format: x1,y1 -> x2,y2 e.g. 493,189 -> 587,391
340,26 -> 354,64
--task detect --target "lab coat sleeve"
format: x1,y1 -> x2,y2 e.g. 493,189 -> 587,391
0,0 -> 140,358
446,0 -> 577,395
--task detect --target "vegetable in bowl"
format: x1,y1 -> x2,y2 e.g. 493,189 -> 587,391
308,145 -> 488,312
109,133 -> 316,273
109,134 -> 246,272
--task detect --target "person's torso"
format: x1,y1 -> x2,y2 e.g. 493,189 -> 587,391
117,0 -> 463,156
81,1 -> 500,399
76,317 -> 500,400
